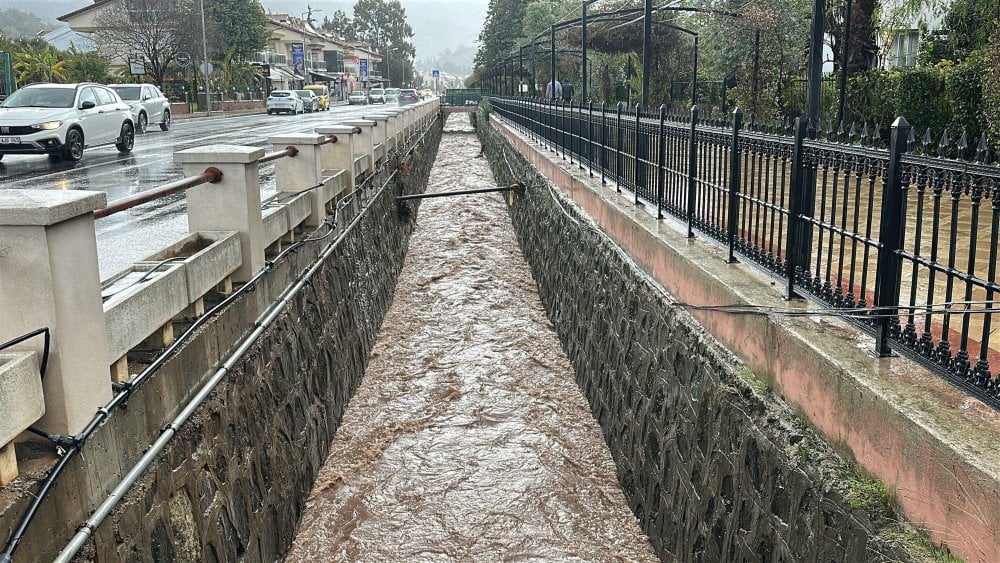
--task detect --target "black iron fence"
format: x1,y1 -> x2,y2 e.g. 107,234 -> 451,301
490,96 -> 1000,408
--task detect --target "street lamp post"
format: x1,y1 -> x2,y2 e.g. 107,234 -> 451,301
199,0 -> 211,115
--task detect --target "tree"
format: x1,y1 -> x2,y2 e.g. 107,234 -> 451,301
322,10 -> 357,42
93,0 -> 199,86
475,0 -> 528,73
203,0 -> 269,62
0,7 -> 53,39
13,45 -> 67,84
353,0 -> 416,87
63,50 -> 110,83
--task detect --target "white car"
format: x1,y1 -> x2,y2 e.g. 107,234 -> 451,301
108,83 -> 171,133
266,90 -> 304,115
295,90 -> 319,112
0,83 -> 135,163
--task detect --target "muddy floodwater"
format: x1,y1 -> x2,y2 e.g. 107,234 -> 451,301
285,114 -> 658,562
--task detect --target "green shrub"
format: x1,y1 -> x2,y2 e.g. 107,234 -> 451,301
946,54 -> 986,147
896,66 -> 950,135
845,71 -> 898,128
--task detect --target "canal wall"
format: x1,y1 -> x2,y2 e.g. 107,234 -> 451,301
0,123 -> 442,562
477,105 -> 949,562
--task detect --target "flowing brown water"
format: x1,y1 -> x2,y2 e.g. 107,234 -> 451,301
285,113 -> 659,562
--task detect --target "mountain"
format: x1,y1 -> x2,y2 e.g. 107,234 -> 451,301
0,0 -> 89,25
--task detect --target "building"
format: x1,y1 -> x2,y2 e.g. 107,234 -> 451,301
254,14 -> 381,100
878,0 -> 951,69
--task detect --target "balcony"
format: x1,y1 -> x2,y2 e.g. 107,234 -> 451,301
250,51 -> 288,66
307,60 -> 327,72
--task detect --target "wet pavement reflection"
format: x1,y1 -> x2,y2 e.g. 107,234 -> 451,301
285,114 -> 658,562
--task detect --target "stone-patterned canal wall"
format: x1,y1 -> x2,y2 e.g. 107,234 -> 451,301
0,123 -> 442,562
478,105 -> 928,562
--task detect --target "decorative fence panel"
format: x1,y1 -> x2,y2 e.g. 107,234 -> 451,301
489,96 -> 1000,409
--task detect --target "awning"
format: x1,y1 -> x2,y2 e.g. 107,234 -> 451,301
269,66 -> 298,82
310,70 -> 343,82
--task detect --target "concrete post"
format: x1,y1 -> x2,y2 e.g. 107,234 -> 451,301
341,119 -> 376,176
0,190 -> 112,436
361,114 -> 391,158
174,145 -> 266,282
270,133 -> 326,227
316,125 -> 359,192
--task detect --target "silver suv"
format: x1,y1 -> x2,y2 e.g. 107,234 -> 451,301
108,84 -> 171,133
0,83 -> 135,163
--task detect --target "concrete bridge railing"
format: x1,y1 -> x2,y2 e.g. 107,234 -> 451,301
0,100 -> 441,487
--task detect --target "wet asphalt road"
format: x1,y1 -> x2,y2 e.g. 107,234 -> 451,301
0,103 -> 383,277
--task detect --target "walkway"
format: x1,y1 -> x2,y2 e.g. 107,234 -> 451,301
285,114 -> 658,561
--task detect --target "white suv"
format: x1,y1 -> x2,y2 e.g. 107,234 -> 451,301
108,83 -> 171,133
0,83 -> 135,162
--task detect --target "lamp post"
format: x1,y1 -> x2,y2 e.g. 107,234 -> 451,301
199,0 -> 211,115
302,7 -> 322,86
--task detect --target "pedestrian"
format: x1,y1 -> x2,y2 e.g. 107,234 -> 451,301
562,82 -> 574,102
545,79 -> 562,101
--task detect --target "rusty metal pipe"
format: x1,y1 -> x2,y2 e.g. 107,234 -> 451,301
93,167 -> 223,219
259,145 -> 300,164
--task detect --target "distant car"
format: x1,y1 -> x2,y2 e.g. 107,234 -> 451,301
369,87 -> 386,104
295,90 -> 319,112
266,90 -> 304,115
348,91 -> 368,105
0,82 -> 135,163
398,89 -> 420,105
303,84 -> 330,110
385,88 -> 400,103
420,89 -> 434,99
108,83 -> 171,133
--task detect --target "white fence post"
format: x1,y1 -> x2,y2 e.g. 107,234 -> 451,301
0,190 -> 112,436
174,145 -> 266,282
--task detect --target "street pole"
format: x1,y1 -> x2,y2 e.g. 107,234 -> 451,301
751,30 -> 760,116
550,25 -> 556,100
691,35 -> 699,107
531,40 -> 537,97
581,1 -> 588,101
806,0 -> 825,133
199,0 -> 211,116
642,0 -> 652,109
837,0 -> 853,126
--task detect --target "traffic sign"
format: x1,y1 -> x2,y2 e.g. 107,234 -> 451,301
176,52 -> 191,67
199,62 -> 213,76
432,69 -> 440,78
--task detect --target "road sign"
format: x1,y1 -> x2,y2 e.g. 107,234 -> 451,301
176,52 -> 191,67
199,62 -> 213,76
432,69 -> 440,78
128,58 -> 146,76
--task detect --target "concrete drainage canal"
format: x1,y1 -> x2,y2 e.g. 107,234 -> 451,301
7,109 -> 945,562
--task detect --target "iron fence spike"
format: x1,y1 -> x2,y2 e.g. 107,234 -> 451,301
860,123 -> 869,145
939,129 -> 950,157
848,122 -> 857,142
958,129 -> 969,160
977,132 -> 989,162
907,127 -> 916,151
922,128 -> 933,153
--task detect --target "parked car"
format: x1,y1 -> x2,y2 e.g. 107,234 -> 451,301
348,90 -> 369,105
303,84 -> 330,110
385,88 -> 400,103
398,89 -> 420,105
266,90 -> 304,115
295,90 -> 319,112
369,87 -> 386,104
0,82 -> 135,163
420,89 -> 434,99
108,83 -> 170,133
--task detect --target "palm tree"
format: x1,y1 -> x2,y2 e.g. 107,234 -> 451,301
13,46 -> 68,84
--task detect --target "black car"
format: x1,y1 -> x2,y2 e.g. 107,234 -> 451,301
398,89 -> 420,105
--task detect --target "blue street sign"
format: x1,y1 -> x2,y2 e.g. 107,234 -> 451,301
432,69 -> 440,78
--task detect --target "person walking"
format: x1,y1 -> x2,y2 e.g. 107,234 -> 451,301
545,79 -> 562,101
561,82 -> 574,102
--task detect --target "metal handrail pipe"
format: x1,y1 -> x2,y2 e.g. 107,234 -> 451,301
93,167 -> 224,219
318,135 -> 339,146
259,145 -> 300,164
